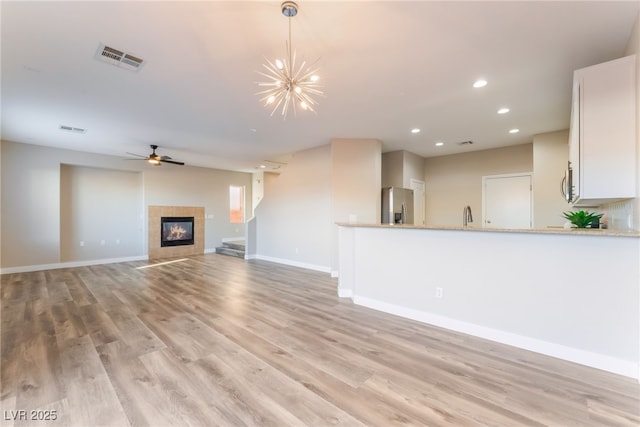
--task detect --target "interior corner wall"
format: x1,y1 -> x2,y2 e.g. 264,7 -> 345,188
331,138 -> 382,272
60,165 -> 144,262
142,165 -> 251,249
424,144 -> 533,227
382,151 -> 403,188
401,151 -> 425,188
254,144 -> 332,271
1,140 -> 252,271
533,130 -> 569,228
1,141 -> 61,267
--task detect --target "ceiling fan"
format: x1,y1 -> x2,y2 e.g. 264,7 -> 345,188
126,144 -> 184,166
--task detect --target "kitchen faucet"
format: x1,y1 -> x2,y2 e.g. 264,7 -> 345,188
463,205 -> 473,227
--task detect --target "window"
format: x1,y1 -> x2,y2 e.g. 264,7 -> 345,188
229,185 -> 244,223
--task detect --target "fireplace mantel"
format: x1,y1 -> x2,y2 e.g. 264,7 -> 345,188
148,206 -> 204,260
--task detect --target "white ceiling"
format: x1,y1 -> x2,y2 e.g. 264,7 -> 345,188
2,1 -> 638,172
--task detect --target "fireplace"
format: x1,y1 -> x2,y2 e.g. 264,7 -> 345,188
160,216 -> 194,247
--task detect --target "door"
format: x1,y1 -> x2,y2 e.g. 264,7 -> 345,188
483,174 -> 532,229
410,179 -> 425,225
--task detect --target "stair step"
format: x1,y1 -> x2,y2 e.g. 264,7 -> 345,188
215,246 -> 245,258
222,240 -> 245,251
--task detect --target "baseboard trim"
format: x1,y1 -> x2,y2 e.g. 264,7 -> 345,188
337,288 -> 353,298
252,254 -> 331,274
354,295 -> 638,379
1,255 -> 148,275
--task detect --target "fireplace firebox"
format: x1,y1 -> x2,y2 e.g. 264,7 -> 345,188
160,216 -> 194,247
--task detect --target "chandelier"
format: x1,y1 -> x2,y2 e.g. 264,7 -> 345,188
257,1 -> 323,118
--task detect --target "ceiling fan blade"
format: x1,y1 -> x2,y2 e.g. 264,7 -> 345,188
160,159 -> 185,165
160,155 -> 172,160
125,152 -> 148,159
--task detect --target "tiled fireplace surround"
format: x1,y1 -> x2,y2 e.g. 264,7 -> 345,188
148,206 -> 204,260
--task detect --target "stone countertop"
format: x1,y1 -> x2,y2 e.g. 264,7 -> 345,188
336,222 -> 640,238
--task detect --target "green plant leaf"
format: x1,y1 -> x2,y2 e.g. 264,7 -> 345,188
562,210 -> 603,228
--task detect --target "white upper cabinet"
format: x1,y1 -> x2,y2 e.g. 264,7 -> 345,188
568,55 -> 637,207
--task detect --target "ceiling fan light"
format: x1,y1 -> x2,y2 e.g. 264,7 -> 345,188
310,75 -> 319,82
275,59 -> 284,70
294,86 -> 302,94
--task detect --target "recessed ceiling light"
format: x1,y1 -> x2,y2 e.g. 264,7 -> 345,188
249,128 -> 257,132
509,128 -> 520,134
473,79 -> 487,88
435,142 -> 444,147
411,128 -> 421,134
497,107 -> 510,114
259,165 -> 267,169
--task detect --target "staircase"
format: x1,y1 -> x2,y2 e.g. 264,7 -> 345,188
215,240 -> 245,259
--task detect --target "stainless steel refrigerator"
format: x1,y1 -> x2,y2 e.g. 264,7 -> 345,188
381,187 -> 414,224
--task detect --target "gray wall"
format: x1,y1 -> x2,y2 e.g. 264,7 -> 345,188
381,150 -> 425,189
331,138 -> 381,273
254,144 -> 333,271
60,165 -> 143,261
1,140 -> 251,270
533,130 -> 570,228
424,144 -> 533,226
253,139 -> 382,273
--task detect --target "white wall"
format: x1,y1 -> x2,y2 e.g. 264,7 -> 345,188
254,144 -> 333,272
251,171 -> 264,216
339,225 -> 640,378
60,165 -> 144,261
533,130 -> 570,227
331,139 -> 381,273
1,140 -> 251,271
424,144 -> 533,226
381,150 -> 425,189
1,141 -> 62,267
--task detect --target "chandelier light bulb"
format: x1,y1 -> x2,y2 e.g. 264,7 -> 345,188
256,1 -> 323,119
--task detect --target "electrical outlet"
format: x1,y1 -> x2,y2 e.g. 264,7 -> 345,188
435,287 -> 443,299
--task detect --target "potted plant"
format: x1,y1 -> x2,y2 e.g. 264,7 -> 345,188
562,210 -> 603,228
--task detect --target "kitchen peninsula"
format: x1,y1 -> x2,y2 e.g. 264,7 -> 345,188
337,223 -> 640,379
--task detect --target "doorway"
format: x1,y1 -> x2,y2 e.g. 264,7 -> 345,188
482,173 -> 532,229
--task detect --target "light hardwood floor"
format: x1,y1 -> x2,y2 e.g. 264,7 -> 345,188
1,254 -> 639,426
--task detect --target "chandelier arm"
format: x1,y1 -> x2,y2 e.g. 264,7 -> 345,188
296,91 -> 317,108
256,1 -> 321,119
269,91 -> 287,115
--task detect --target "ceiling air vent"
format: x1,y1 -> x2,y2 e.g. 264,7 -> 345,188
59,125 -> 87,134
456,140 -> 474,146
95,43 -> 145,72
